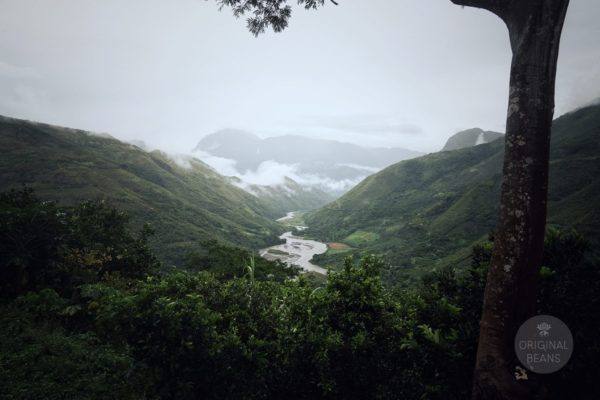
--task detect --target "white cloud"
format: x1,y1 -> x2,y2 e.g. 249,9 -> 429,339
192,150 -> 239,176
192,151 -> 364,193
0,61 -> 46,118
167,153 -> 194,169
2,1 -> 598,154
238,161 -> 297,186
336,163 -> 381,173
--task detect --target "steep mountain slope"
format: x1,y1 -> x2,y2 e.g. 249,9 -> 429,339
230,176 -> 335,218
441,128 -> 503,151
0,116 -> 283,265
306,104 -> 600,275
193,130 -> 424,193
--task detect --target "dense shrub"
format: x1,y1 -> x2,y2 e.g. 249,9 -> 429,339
0,289 -> 144,400
0,189 -> 69,297
184,239 -> 299,282
1,190 -> 598,399
82,258 -> 424,399
0,189 -> 159,298
411,229 -> 600,399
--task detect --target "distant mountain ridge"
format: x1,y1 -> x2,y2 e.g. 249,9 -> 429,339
194,130 -> 424,171
305,104 -> 600,279
0,115 -> 285,265
193,129 -> 424,193
441,128 -> 503,151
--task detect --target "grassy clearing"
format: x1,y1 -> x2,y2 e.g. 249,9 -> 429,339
343,230 -> 380,247
325,242 -> 354,256
328,242 -> 350,250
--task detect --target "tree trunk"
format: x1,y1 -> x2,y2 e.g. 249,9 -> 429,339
469,1 -> 570,399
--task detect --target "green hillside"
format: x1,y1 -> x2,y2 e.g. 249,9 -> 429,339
305,104 -> 600,276
240,177 -> 336,218
0,116 -> 284,265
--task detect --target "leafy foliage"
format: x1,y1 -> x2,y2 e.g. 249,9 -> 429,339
184,239 -> 299,281
0,188 -> 159,298
1,191 -> 598,399
0,289 -> 144,400
537,229 -> 600,399
215,0 -> 336,36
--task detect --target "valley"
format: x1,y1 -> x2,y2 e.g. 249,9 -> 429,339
3,104 -> 597,280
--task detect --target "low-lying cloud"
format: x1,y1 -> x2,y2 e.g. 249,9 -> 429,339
336,163 -> 381,173
0,61 -> 40,80
193,150 -> 239,176
195,151 -> 366,192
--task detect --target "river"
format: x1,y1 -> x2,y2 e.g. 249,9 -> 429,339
259,212 -> 328,274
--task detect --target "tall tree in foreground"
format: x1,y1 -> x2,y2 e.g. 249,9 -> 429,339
449,1 -> 569,398
216,0 -> 570,398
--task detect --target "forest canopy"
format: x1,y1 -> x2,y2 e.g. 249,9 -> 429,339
1,189 -> 598,399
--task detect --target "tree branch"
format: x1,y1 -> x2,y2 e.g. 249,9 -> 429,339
215,0 -> 337,35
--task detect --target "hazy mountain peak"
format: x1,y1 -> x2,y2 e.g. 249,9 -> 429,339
442,128 -> 503,151
193,129 -> 260,152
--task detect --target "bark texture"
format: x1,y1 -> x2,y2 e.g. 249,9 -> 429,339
453,0 -> 569,398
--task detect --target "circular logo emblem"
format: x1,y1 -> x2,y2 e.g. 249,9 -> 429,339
514,315 -> 573,374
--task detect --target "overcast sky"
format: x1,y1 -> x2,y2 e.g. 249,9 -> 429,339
1,0 -> 599,153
